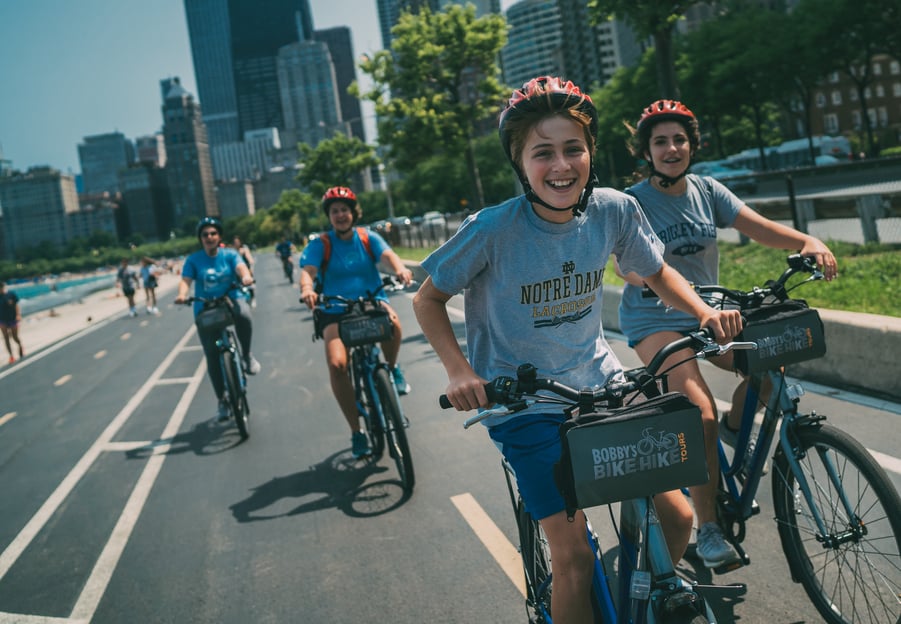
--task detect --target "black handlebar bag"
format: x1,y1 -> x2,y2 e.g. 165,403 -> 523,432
734,299 -> 826,375
554,392 -> 708,518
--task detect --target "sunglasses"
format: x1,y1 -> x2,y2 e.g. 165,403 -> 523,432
201,230 -> 220,238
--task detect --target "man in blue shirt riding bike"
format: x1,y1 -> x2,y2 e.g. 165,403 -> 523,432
175,217 -> 261,422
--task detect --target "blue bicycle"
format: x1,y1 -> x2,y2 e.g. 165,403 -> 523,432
315,278 -> 414,492
444,329 -> 754,623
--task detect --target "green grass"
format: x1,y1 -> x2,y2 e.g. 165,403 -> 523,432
396,243 -> 901,318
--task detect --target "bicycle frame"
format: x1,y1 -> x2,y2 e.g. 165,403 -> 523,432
350,342 -> 389,434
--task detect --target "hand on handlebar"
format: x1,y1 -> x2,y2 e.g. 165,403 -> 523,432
700,308 -> 743,343
440,369 -> 491,411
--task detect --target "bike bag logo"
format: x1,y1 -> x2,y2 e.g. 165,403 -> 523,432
560,395 -> 709,508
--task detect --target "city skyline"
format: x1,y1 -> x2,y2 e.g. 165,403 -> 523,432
0,0 -> 517,178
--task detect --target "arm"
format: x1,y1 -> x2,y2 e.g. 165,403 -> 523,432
733,207 -> 837,280
236,262 -> 253,286
379,248 -> 414,286
298,266 -> 318,309
174,276 -> 193,304
613,257 -> 645,287
412,277 -> 488,411
643,264 -> 743,342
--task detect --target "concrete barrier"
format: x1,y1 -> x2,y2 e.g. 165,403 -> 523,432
406,263 -> 901,402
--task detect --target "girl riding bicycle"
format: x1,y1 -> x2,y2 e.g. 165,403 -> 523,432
413,76 -> 742,624
616,99 -> 839,569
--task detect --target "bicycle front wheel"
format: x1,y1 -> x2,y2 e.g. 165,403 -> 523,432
374,367 -> 414,491
772,423 -> 901,624
222,348 -> 249,440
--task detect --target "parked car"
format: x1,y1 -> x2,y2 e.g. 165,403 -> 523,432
421,211 -> 447,229
690,161 -> 758,194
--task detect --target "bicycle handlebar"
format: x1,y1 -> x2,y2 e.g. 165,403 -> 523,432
440,327 -> 758,428
178,282 -> 253,306
308,276 -> 414,313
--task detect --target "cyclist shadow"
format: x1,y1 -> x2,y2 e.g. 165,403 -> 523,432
229,449 -> 410,523
125,420 -> 246,459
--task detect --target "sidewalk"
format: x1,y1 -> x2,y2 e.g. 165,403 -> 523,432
3,275 -> 180,367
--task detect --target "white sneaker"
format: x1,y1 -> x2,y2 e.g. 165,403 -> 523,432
244,355 -> 261,375
129,308 -> 137,317
696,522 -> 739,568
216,398 -> 231,423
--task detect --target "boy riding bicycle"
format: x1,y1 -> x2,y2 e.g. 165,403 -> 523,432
412,76 -> 741,624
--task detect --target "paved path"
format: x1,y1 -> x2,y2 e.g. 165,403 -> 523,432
3,273 -> 181,367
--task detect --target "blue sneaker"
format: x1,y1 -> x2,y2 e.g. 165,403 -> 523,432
392,365 -> 411,396
351,431 -> 371,458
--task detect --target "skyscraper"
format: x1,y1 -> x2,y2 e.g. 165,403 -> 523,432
161,77 -> 218,226
377,0 -> 440,50
277,41 -> 344,148
501,0 -> 563,89
78,132 -> 135,196
314,27 -> 366,144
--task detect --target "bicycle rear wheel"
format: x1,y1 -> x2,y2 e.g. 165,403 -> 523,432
517,500 -> 552,623
374,366 -> 414,491
222,347 -> 249,439
772,423 -> 901,624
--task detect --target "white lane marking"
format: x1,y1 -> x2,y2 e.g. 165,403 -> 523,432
0,315 -> 119,381
0,412 -> 16,427
94,350 -> 106,359
0,326 -> 196,582
156,377 -> 197,385
451,493 -> 525,597
53,375 -> 72,387
0,613 -> 87,623
102,441 -> 154,452
120,333 -> 131,341
70,359 -> 205,620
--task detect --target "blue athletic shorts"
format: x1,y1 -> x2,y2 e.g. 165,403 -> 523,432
488,413 -> 567,521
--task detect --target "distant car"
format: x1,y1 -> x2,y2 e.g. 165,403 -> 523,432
421,211 -> 446,228
691,161 -> 758,194
389,216 -> 411,227
814,154 -> 842,166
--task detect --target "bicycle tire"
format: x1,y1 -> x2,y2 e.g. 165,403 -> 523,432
517,500 -> 552,623
771,423 -> 901,624
354,351 -> 385,459
222,348 -> 249,439
374,366 -> 414,491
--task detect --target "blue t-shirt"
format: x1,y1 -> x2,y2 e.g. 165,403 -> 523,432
421,189 -> 664,426
618,174 -> 744,343
300,229 -> 389,315
275,241 -> 293,258
181,247 -> 248,316
0,291 -> 19,323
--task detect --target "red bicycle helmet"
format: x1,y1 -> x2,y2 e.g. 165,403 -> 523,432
636,100 -> 696,131
498,76 -> 599,215
321,186 -> 357,214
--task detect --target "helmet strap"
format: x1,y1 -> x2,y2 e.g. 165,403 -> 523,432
648,160 -> 689,188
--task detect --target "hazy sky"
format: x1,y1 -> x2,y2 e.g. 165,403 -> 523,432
0,0 -> 515,176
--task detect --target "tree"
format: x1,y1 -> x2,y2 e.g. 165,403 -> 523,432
357,4 -> 508,210
588,0 -> 702,99
295,132 -> 379,199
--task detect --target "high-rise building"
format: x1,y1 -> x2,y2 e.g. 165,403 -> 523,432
439,0 -> 500,16
211,128 -> 281,182
0,166 -> 79,259
183,0 -> 241,146
501,0 -> 563,89
77,132 -> 135,195
277,40 -> 344,149
135,134 -> 167,168
314,27 -> 366,144
377,0 -> 440,50
161,77 -> 218,227
119,164 -> 173,240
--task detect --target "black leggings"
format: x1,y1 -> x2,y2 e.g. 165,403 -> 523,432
196,298 -> 252,400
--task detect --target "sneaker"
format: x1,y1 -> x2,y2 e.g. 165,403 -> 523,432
351,431 -> 371,458
392,365 -> 411,395
718,413 -> 740,448
244,355 -> 261,375
216,398 -> 232,423
7,356 -> 14,364
146,307 -> 153,315
696,522 -> 739,568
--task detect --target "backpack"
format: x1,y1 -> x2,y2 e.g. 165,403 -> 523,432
315,227 -> 377,293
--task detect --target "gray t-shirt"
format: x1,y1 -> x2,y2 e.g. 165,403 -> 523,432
618,174 -> 744,343
421,188 -> 664,425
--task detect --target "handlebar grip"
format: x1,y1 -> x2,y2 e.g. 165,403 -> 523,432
439,395 -> 452,409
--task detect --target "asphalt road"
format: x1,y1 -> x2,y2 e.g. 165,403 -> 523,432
1,254 -> 899,623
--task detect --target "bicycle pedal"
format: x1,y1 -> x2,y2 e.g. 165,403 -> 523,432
712,558 -> 745,575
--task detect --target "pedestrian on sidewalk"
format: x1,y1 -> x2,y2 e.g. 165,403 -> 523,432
116,258 -> 140,317
0,281 -> 24,364
140,257 -> 160,315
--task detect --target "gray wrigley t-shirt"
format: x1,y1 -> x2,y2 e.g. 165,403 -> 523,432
422,188 -> 664,426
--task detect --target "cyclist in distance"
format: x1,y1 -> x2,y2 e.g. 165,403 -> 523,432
232,236 -> 256,307
175,217 -> 261,422
298,186 -> 414,458
275,235 -> 296,283
616,99 -> 839,568
412,77 -> 742,624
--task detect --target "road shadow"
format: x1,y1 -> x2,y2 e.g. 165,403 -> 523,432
229,449 -> 411,522
125,419 -> 245,459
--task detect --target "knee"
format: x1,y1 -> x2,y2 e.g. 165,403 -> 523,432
554,536 -> 595,583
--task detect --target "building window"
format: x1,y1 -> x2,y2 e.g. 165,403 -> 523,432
873,61 -> 882,76
852,110 -> 862,130
893,82 -> 901,97
891,60 -> 900,75
815,92 -> 826,108
875,84 -> 885,97
850,88 -> 859,101
824,113 -> 839,134
828,71 -> 839,83
831,90 -> 842,105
